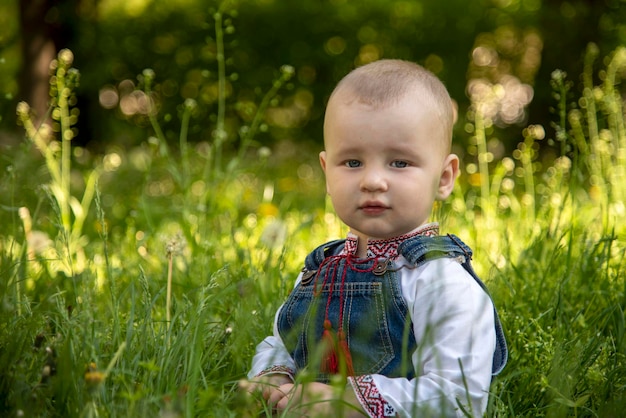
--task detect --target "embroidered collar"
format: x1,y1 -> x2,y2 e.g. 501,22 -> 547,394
343,223 -> 439,260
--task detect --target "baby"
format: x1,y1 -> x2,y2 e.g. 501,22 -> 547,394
243,59 -> 507,417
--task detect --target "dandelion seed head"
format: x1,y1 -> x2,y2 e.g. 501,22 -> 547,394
165,232 -> 186,256
260,219 -> 287,249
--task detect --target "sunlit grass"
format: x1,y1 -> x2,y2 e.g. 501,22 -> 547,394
1,41 -> 626,416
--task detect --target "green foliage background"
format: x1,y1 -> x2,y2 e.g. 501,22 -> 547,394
1,0 -> 626,417
1,0 -> 626,151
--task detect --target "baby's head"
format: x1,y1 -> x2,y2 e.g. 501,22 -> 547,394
324,59 -> 456,153
320,59 -> 460,241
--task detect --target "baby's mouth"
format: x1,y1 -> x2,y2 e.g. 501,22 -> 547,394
359,202 -> 390,215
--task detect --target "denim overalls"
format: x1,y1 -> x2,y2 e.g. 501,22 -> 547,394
276,234 -> 508,382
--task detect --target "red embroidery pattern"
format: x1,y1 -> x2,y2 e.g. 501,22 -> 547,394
350,375 -> 396,417
344,223 -> 440,260
256,365 -> 295,379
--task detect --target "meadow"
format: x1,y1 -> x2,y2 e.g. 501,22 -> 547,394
1,38 -> 626,417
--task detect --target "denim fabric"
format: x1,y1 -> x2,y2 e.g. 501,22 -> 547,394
278,245 -> 417,382
276,234 -> 508,382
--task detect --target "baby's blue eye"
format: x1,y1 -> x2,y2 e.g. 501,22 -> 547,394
391,160 -> 409,168
345,160 -> 361,168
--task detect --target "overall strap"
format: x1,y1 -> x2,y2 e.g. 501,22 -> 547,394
398,234 -> 473,267
398,234 -> 508,376
304,239 -> 346,271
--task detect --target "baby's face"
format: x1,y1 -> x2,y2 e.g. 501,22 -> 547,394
320,91 -> 457,242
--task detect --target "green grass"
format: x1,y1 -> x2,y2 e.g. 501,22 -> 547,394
2,36 -> 626,418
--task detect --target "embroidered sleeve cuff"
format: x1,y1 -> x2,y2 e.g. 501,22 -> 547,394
255,365 -> 295,380
348,375 -> 397,417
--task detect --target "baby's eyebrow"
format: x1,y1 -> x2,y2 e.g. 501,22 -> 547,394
331,148 -> 363,159
330,146 -> 364,155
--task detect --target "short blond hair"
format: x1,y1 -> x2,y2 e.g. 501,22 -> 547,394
328,59 -> 456,146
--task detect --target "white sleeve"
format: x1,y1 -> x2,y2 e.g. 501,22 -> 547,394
246,306 -> 297,379
369,258 -> 496,417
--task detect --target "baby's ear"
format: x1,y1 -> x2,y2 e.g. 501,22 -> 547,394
436,154 -> 459,200
319,151 -> 331,195
319,151 -> 327,172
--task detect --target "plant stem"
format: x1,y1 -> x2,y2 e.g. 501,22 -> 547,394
213,10 -> 226,178
57,69 -> 72,234
521,133 -> 536,223
180,106 -> 191,188
166,251 -> 173,326
236,65 -> 294,167
474,110 -> 492,219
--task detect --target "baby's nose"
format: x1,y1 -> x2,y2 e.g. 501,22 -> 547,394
360,168 -> 388,191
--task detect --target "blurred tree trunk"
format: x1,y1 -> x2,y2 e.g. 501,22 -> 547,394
18,0 -> 58,127
18,0 -> 80,128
